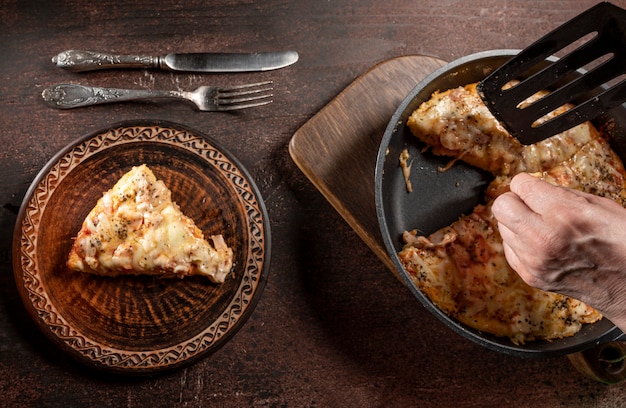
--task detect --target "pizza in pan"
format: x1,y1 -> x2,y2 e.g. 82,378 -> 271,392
399,83 -> 626,344
67,164 -> 233,283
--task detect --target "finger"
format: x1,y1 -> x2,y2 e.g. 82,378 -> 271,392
496,220 -> 530,267
508,173 -> 565,215
512,173 -> 625,223
495,218 -> 515,243
498,224 -> 545,288
500,239 -> 520,274
496,218 -> 526,269
491,191 -> 540,233
501,239 -> 540,287
563,185 -> 625,212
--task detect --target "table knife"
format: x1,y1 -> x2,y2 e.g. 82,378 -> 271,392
52,49 -> 299,73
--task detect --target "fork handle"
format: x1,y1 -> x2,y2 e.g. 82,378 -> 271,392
41,84 -> 178,109
52,50 -> 160,72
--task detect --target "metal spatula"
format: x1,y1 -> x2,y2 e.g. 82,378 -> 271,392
477,2 -> 626,145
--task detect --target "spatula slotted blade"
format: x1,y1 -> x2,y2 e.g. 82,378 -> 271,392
477,2 -> 626,145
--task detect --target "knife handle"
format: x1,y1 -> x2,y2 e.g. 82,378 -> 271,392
52,50 -> 160,72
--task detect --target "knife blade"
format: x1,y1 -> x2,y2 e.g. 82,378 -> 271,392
52,50 -> 299,73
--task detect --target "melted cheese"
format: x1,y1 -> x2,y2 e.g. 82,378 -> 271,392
401,83 -> 626,343
400,203 -> 600,344
67,165 -> 233,283
407,83 -> 596,176
399,148 -> 413,192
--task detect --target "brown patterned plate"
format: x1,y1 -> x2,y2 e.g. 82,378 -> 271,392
12,120 -> 270,375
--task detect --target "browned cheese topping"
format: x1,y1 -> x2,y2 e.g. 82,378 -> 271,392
400,83 -> 626,344
67,165 -> 233,282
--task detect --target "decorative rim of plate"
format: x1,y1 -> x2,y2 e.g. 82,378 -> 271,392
12,120 -> 271,373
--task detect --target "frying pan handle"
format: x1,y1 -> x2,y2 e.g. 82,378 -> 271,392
567,333 -> 626,384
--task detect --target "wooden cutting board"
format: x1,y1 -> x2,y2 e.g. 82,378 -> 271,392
289,55 -> 447,279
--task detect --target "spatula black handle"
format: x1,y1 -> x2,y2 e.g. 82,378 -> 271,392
478,2 -> 626,144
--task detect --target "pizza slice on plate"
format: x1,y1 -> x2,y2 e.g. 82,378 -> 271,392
67,164 -> 233,283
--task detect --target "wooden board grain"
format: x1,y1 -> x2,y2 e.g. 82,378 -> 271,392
289,55 -> 446,277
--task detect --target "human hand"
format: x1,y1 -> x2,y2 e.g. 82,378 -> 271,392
491,172 -> 626,332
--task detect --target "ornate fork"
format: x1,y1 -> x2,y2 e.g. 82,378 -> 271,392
41,81 -> 274,111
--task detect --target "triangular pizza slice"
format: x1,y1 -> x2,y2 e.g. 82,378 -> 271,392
66,164 -> 233,283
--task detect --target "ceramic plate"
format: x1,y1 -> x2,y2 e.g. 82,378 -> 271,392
12,120 -> 270,374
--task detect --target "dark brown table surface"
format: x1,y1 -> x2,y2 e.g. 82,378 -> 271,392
3,0 -> 626,406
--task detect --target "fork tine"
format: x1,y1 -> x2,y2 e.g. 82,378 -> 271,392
218,81 -> 273,92
216,81 -> 274,111
217,99 -> 274,111
220,93 -> 273,104
217,82 -> 273,99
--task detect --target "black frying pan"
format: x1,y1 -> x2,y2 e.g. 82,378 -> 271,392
375,50 -> 626,358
